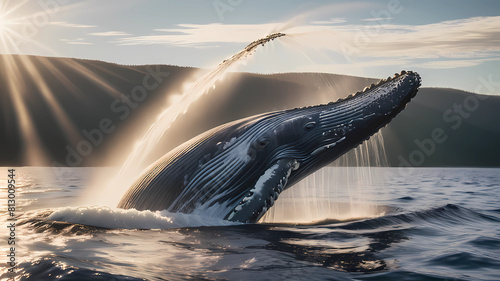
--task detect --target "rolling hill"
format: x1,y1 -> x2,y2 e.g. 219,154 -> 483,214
1,55 -> 499,167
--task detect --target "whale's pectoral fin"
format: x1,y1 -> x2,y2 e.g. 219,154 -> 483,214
226,158 -> 298,223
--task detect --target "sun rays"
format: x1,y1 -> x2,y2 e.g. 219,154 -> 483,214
0,11 -> 6,32
0,0 -> 54,165
0,1 -> 129,166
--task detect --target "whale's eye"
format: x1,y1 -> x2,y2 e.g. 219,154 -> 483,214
304,121 -> 316,131
255,136 -> 271,150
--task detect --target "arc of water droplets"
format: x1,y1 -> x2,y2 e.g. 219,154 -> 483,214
116,33 -> 286,189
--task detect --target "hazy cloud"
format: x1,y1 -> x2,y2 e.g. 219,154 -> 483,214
117,23 -> 277,46
325,16 -> 500,62
419,57 -> 500,69
60,38 -> 93,45
288,16 -> 500,69
113,16 -> 500,70
89,31 -> 132,36
360,17 -> 393,22
49,21 -> 97,28
310,18 -> 346,25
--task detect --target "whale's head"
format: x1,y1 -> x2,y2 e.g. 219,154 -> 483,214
226,71 -> 421,222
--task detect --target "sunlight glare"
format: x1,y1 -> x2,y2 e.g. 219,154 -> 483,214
0,11 -> 8,35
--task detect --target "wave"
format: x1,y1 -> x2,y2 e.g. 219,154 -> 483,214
427,252 -> 500,270
354,270 -> 468,281
337,204 -> 500,230
17,204 -> 499,234
20,206 -> 239,231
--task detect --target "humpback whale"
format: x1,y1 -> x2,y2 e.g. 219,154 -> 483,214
118,71 -> 421,223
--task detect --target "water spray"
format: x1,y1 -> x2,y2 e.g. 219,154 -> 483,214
97,32 -> 287,207
245,32 -> 286,52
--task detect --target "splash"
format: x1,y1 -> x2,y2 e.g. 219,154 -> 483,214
102,32 -> 286,207
48,206 -> 238,229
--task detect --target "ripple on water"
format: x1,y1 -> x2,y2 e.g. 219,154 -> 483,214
427,252 -> 500,270
468,236 -> 500,249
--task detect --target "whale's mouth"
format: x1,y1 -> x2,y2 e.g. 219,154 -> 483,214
226,71 -> 421,223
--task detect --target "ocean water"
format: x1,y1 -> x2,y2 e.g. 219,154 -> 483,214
1,167 -> 499,281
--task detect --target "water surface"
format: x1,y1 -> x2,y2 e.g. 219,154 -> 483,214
1,167 -> 499,280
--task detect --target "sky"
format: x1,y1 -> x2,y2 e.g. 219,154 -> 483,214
1,0 -> 500,94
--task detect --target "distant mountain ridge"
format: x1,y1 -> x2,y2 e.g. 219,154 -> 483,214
1,55 -> 499,167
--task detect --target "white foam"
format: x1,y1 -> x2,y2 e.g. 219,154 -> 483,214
48,206 -> 239,229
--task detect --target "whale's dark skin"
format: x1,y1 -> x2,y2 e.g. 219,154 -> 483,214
118,71 -> 421,223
